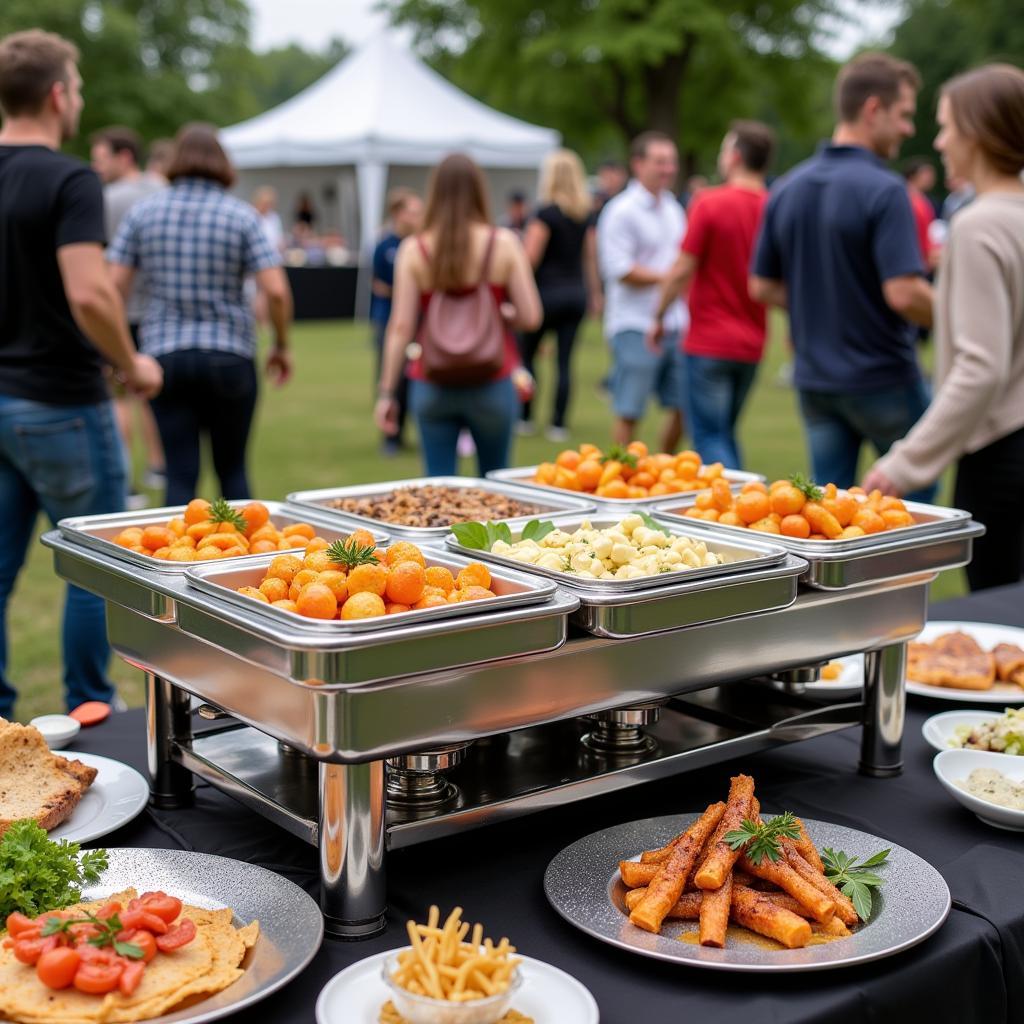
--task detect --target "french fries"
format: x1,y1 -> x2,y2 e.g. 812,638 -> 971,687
614,775 -> 866,951
390,906 -> 520,1003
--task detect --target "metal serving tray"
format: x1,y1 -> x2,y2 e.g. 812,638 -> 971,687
486,465 -> 764,506
655,499 -> 983,589
285,476 -> 594,540
185,549 -> 558,634
57,501 -> 386,575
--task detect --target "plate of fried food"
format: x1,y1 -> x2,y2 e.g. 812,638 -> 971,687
906,622 -> 1024,702
316,906 -> 598,1024
544,774 -> 950,971
0,848 -> 322,1024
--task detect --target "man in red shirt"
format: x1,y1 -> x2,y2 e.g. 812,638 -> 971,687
647,121 -> 775,468
902,157 -> 938,271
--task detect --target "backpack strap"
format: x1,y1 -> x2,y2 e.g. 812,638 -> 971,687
478,227 -> 498,284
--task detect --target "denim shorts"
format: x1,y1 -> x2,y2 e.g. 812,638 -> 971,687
610,330 -> 684,420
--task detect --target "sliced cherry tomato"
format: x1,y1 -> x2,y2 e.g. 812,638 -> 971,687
6,912 -> 38,937
120,909 -> 168,935
76,945 -> 118,964
132,892 -> 183,924
155,918 -> 196,952
118,929 -> 158,964
68,923 -> 101,944
73,960 -> 123,995
117,958 -> 146,996
95,901 -> 123,921
12,935 -> 58,966
36,947 -> 80,989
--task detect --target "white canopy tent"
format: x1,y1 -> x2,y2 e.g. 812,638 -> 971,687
221,34 -> 560,272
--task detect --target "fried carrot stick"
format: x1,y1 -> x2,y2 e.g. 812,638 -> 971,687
792,818 -> 825,873
624,888 -> 702,918
694,775 -> 755,891
697,811 -> 738,947
782,844 -> 859,926
812,916 -> 852,938
738,853 -> 835,923
629,802 -> 726,934
618,861 -> 659,888
730,885 -> 811,949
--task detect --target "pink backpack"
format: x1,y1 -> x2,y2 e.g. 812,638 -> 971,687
416,230 -> 505,386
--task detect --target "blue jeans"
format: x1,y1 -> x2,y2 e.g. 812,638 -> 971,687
610,331 -> 684,420
409,377 -> 517,476
798,380 -> 937,503
684,355 -> 758,469
0,395 -> 127,718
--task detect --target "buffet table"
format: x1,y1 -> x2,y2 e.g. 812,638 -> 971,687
70,582 -> 1024,1023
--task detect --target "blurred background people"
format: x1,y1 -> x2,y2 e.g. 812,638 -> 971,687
517,148 -> 600,442
90,124 -> 165,501
901,156 -> 938,269
294,190 -> 317,231
680,173 -> 708,210
751,52 -> 935,498
107,123 -> 293,505
598,130 -> 688,451
593,159 -> 628,215
942,170 -> 976,220
370,187 -> 423,455
375,153 -> 541,476
502,190 -> 529,236
649,121 -> 775,469
251,185 -> 285,254
0,29 -> 161,717
144,137 -> 172,183
865,64 -> 1024,591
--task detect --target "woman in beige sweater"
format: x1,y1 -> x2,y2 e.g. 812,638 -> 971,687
864,64 -> 1024,590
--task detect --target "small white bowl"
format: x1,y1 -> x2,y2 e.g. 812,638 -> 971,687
933,748 -> 1024,830
29,714 -> 81,750
381,952 -> 521,1024
922,710 -> 1009,753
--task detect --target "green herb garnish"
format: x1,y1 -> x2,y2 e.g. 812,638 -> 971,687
326,538 -> 380,569
822,847 -> 890,921
724,811 -> 801,866
600,445 -> 639,469
788,473 -> 824,503
450,521 -> 514,550
520,519 -> 556,543
0,821 -> 108,921
207,498 -> 247,532
638,511 -> 671,537
41,909 -> 144,958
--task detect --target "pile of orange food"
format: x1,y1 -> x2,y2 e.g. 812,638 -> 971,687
532,442 -> 726,500
235,531 -> 497,621
111,499 -> 325,562
676,476 -> 917,539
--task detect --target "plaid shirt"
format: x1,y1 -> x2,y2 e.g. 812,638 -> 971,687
107,177 -> 280,358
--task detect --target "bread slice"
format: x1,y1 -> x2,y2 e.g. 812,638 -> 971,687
0,718 -> 98,838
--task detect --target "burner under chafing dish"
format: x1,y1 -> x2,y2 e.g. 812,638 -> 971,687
581,701 -> 666,755
386,743 -> 470,808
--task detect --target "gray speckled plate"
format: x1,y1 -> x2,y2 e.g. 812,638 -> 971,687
544,814 -> 949,972
80,849 -> 323,1021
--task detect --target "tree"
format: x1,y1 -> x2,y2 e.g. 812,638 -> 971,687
382,0 -> 851,172
246,38 -> 349,111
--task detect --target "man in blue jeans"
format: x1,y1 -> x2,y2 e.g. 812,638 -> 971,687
750,53 -> 936,499
0,30 -> 162,719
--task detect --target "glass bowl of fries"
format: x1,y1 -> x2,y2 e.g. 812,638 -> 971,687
382,953 -> 522,1024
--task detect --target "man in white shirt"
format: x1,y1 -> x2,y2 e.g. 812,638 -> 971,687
598,131 -> 689,450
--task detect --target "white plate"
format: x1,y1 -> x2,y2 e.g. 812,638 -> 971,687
797,654 -> 863,699
933,748 -> 1024,830
48,750 -> 149,844
921,710 -> 1024,753
906,621 -> 1024,703
316,949 -> 599,1024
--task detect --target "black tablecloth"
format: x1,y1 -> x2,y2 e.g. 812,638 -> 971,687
70,583 -> 1024,1024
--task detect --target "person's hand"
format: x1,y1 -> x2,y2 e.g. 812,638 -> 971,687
123,354 -> 163,400
644,317 -> 664,354
861,465 -> 902,497
498,301 -> 517,325
375,396 -> 399,434
265,342 -> 292,387
588,292 -> 604,319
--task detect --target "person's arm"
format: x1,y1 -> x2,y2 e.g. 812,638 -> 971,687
501,230 -> 543,331
873,184 -> 933,328
881,274 -> 934,328
58,244 -> 161,397
749,275 -> 787,308
107,262 -> 136,303
375,239 -> 420,434
598,202 -> 662,288
583,225 -> 602,316
371,239 -> 393,298
864,226 -> 1010,495
255,266 -> 294,385
522,217 -> 550,270
749,194 -> 786,309
654,251 -> 697,321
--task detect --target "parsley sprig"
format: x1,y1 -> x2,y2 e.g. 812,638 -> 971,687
41,909 -> 144,959
788,473 -> 824,503
600,445 -> 639,469
207,498 -> 247,533
724,811 -> 801,866
822,847 -> 891,921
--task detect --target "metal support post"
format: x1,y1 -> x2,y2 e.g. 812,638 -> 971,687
860,643 -> 906,777
146,673 -> 196,808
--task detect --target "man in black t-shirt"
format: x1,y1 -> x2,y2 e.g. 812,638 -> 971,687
0,30 -> 162,719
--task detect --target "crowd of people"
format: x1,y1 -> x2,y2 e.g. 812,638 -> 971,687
0,24 -> 1022,720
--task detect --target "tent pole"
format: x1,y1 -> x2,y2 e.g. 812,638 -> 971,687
355,160 -> 388,321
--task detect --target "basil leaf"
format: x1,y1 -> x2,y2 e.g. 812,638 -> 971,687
859,848 -> 892,868
849,870 -> 886,887
846,880 -> 874,922
520,519 -> 556,543
495,522 -> 512,544
450,522 -> 489,550
40,916 -> 65,937
114,940 -> 145,959
638,511 -> 671,537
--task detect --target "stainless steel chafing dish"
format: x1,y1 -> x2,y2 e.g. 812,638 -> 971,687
286,476 -> 594,540
41,488 -> 984,941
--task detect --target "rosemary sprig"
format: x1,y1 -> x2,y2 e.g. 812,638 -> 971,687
41,909 -> 145,959
207,498 -> 247,532
788,473 -> 824,503
724,811 -> 801,866
822,847 -> 891,921
326,538 -> 380,570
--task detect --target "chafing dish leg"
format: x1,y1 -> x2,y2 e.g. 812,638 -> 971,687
146,673 -> 195,808
319,759 -> 387,939
860,643 -> 906,777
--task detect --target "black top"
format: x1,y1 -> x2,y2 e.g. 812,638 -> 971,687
533,203 -> 591,291
0,145 -> 108,405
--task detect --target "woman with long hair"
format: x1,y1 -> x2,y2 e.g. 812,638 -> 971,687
518,149 -> 601,441
375,153 -> 541,475
864,64 -> 1024,590
107,123 -> 293,504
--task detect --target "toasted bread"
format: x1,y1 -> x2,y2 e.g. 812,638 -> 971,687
0,718 -> 97,838
994,643 -> 1024,686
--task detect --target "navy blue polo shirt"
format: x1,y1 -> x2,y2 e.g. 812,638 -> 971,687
753,144 -> 925,393
369,231 -> 400,325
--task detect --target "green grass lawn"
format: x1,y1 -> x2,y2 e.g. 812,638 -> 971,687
6,316 -> 966,721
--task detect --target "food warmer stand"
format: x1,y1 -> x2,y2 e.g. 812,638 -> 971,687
42,485 -> 983,939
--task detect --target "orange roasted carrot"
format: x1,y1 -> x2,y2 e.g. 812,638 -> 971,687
738,853 -> 835,924
730,885 -> 811,948
694,775 -> 755,890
